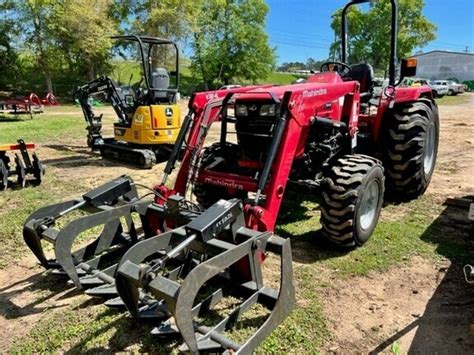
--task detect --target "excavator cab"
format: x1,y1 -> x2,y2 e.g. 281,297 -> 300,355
74,35 -> 182,168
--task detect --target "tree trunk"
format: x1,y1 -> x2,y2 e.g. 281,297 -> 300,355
44,72 -> 53,94
88,65 -> 95,81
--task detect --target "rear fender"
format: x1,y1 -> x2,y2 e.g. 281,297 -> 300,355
393,86 -> 433,104
373,86 -> 433,142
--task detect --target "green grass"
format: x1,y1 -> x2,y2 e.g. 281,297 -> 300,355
435,93 -> 470,106
0,106 -> 85,144
0,169 -> 90,269
261,72 -> 300,85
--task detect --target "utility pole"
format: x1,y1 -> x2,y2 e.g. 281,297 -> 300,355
465,46 -> 470,53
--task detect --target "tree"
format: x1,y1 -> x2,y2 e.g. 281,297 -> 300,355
0,1 -> 20,89
329,0 -> 436,75
11,0 -> 63,93
54,0 -> 118,81
191,0 -> 275,89
127,0 -> 198,41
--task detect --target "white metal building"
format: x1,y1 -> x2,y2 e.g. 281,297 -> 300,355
411,50 -> 474,82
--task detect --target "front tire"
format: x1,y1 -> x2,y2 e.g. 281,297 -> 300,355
320,155 -> 385,247
383,99 -> 439,201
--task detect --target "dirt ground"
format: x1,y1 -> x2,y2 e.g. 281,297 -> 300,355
0,95 -> 473,353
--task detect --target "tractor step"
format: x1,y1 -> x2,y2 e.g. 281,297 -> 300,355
0,139 -> 45,190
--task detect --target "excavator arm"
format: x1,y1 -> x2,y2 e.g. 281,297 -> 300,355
73,76 -> 130,149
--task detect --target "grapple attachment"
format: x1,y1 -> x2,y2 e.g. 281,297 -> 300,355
22,175 -> 150,290
115,197 -> 295,353
0,139 -> 45,190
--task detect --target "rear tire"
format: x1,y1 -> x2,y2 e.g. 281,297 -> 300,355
320,155 -> 385,247
382,99 -> 439,201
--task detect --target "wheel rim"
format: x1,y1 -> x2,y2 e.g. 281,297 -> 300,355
359,180 -> 380,231
423,121 -> 436,176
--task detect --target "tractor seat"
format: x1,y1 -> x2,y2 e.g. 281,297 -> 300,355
350,63 -> 375,99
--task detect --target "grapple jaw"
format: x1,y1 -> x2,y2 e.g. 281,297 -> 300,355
116,198 -> 295,353
22,175 -> 150,290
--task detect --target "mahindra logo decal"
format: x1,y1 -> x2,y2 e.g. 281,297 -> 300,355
204,177 -> 244,190
302,88 -> 328,98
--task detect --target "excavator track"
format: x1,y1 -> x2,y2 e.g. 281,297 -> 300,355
100,141 -> 157,169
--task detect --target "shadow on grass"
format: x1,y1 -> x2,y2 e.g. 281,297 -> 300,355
64,309 -> 178,354
0,271 -> 75,319
276,194 -> 350,264
370,195 -> 474,354
0,116 -> 24,122
43,144 -> 168,169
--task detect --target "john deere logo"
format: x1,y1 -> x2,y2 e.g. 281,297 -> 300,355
165,107 -> 173,117
135,114 -> 144,125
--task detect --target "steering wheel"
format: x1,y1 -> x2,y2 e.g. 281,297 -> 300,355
320,61 -> 352,79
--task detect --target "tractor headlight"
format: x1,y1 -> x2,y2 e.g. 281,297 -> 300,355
236,104 -> 248,116
260,104 -> 275,117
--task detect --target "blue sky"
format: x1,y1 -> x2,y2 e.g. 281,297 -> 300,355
266,0 -> 474,64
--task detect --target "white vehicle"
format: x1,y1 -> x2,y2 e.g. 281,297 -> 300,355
447,80 -> 465,94
434,80 -> 463,96
428,80 -> 448,98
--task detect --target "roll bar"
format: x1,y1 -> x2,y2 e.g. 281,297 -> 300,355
341,0 -> 398,86
111,35 -> 180,92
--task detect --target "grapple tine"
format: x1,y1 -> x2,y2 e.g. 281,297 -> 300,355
22,176 -> 151,292
23,220 -> 50,268
114,262 -> 142,318
53,203 -> 138,288
115,230 -> 175,317
23,200 -> 77,268
238,235 -> 295,352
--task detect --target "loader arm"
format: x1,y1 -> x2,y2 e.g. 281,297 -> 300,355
73,76 -> 130,148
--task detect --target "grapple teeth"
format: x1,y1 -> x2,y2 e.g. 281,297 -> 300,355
115,199 -> 295,354
115,266 -> 142,318
85,285 -> 118,297
22,176 -> 150,292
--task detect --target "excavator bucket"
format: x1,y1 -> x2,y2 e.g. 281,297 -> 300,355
115,197 -> 295,353
22,175 -> 151,290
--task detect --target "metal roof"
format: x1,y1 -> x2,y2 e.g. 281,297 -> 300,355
412,50 -> 474,57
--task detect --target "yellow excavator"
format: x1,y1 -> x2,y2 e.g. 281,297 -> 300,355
74,35 -> 181,168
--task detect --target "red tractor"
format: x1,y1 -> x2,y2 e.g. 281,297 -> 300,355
23,0 -> 438,352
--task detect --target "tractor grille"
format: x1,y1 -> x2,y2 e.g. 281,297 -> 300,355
234,100 -> 275,163
133,131 -> 139,140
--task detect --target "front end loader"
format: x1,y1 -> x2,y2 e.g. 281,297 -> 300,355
22,0 -> 439,352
